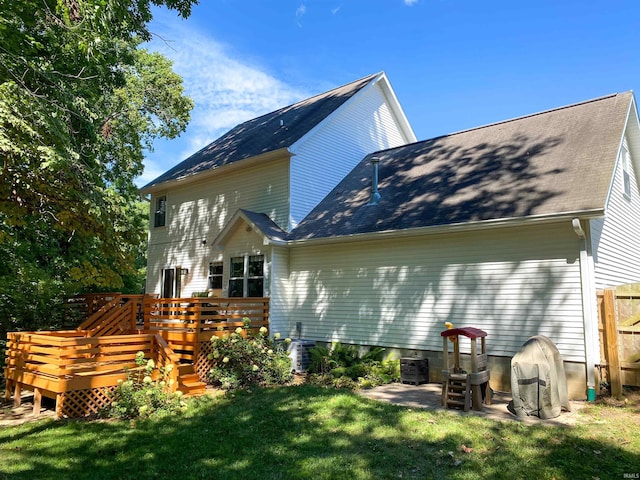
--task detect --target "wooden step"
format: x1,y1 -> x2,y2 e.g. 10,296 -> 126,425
178,364 -> 196,375
178,382 -> 207,396
179,373 -> 201,383
177,365 -> 207,397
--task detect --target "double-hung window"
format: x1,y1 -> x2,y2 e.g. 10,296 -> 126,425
154,195 -> 167,227
208,261 -> 223,290
228,255 -> 264,297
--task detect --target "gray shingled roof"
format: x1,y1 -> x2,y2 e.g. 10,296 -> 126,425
239,209 -> 288,243
142,73 -> 379,190
290,92 -> 633,240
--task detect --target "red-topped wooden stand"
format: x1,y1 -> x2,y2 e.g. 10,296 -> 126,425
441,327 -> 491,411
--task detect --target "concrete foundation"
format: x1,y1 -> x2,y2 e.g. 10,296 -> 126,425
387,348 -> 589,401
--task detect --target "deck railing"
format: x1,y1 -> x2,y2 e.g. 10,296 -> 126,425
78,295 -> 145,335
4,294 -> 270,417
63,293 -> 123,328
143,297 -> 270,362
4,331 -> 180,417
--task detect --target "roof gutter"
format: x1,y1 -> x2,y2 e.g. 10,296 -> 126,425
139,147 -> 292,194
286,208 -> 605,247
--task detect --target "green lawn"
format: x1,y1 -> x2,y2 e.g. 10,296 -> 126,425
0,385 -> 638,480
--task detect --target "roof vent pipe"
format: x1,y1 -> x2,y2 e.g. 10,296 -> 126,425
368,157 -> 381,205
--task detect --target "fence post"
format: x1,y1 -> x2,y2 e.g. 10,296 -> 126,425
603,288 -> 622,399
143,296 -> 151,331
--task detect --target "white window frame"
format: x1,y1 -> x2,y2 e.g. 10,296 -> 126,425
154,195 -> 167,228
228,254 -> 264,297
208,261 -> 223,290
161,267 -> 181,298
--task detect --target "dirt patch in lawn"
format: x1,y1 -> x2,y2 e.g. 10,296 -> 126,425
0,393 -> 57,427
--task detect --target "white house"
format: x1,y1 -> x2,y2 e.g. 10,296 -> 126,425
141,74 -> 640,399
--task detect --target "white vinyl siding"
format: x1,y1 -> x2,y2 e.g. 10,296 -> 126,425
592,135 -> 640,289
218,222 -> 269,298
146,240 -> 212,297
288,83 -> 410,229
269,246 -> 290,336
286,222 -> 585,361
146,157 -> 289,295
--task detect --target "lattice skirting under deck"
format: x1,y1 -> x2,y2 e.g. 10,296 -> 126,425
194,341 -> 215,383
58,386 -> 117,418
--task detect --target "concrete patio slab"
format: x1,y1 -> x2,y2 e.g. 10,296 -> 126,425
358,382 -> 586,426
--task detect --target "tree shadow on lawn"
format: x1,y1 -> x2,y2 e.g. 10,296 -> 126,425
0,385 -> 638,480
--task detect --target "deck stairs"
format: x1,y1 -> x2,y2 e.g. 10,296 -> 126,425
177,364 -> 207,396
79,297 -> 208,397
78,297 -> 137,336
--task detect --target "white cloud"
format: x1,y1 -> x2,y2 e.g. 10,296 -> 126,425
139,13 -> 309,186
296,3 -> 307,27
404,0 -> 418,5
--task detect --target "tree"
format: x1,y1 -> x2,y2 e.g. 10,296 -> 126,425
0,0 -> 197,333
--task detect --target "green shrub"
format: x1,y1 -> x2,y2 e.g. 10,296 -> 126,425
307,342 -> 400,389
105,351 -> 187,419
309,344 -> 334,374
208,321 -> 293,391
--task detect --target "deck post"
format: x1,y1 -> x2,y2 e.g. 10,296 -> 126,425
33,388 -> 42,416
55,393 -> 64,419
193,299 -> 201,362
13,382 -> 22,408
4,379 -> 13,401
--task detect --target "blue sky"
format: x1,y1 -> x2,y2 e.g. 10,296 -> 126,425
140,0 -> 640,186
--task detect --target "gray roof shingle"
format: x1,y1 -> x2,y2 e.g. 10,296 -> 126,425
142,73 -> 379,190
239,209 -> 288,243
290,92 -> 633,240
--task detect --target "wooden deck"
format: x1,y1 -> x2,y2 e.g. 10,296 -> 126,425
4,295 -> 270,418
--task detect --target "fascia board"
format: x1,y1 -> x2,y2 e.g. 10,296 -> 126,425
139,147 -> 291,195
213,210 -> 286,249
376,72 -> 417,143
285,209 -> 605,248
625,95 -> 640,193
288,73 -> 384,154
603,94 -> 640,213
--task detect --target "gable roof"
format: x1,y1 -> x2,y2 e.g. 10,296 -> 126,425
213,209 -> 288,248
141,73 -> 381,191
290,92 -> 635,241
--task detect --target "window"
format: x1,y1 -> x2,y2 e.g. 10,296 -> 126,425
621,143 -> 632,198
208,261 -> 223,289
154,195 -> 167,227
228,255 -> 264,297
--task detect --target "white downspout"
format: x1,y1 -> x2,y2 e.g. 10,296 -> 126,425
572,218 -> 598,401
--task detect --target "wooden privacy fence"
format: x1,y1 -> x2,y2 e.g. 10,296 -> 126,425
4,331 -> 180,418
597,284 -> 640,398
